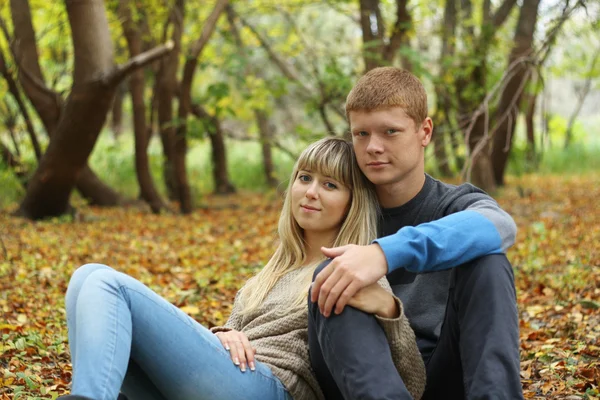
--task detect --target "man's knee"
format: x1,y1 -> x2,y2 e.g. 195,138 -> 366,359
454,254 -> 515,295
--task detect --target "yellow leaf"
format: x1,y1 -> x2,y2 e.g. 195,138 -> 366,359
180,305 -> 200,315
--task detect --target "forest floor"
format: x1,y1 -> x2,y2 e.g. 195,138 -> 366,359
0,173 -> 599,399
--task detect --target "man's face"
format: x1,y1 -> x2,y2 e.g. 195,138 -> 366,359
350,106 -> 432,190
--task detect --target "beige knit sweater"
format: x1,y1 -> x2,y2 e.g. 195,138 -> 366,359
211,268 -> 426,400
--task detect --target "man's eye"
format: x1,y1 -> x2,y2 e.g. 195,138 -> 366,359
354,131 -> 369,137
386,129 -> 398,134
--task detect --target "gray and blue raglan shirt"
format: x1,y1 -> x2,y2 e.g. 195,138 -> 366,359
373,174 -> 517,361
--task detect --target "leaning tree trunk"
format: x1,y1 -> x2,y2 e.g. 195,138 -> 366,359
226,6 -> 276,188
120,0 -> 169,214
490,0 -> 541,186
17,0 -> 172,219
156,1 -> 184,201
7,0 -> 122,206
176,0 -> 229,212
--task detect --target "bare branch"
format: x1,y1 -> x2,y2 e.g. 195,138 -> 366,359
233,8 -> 314,94
0,46 -> 43,160
492,0 -> 518,28
107,41 -> 174,86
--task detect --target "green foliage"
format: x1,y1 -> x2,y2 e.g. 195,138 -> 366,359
0,161 -> 24,209
85,132 -> 297,201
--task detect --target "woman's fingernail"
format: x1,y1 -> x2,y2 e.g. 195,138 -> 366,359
249,362 -> 256,371
234,357 -> 240,365
225,344 -> 230,350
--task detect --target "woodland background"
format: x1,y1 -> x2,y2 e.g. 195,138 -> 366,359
0,0 -> 599,399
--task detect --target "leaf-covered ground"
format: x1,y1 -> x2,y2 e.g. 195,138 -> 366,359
1,174 -> 598,399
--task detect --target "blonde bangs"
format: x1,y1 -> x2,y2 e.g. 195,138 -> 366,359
296,139 -> 354,190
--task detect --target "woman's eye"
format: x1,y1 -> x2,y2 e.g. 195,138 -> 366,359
299,174 -> 311,182
325,182 -> 338,190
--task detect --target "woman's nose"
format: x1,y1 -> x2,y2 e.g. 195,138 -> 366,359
305,181 -> 319,198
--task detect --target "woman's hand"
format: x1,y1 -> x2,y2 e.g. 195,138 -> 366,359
346,283 -> 399,318
214,329 -> 256,372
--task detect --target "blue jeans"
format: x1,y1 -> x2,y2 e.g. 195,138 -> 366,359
65,263 -> 292,400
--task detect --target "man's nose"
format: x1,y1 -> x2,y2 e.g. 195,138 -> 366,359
366,135 -> 384,154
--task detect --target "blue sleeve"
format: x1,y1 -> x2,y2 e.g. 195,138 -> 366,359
373,210 -> 503,274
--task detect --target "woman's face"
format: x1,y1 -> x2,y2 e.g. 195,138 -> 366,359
290,169 -> 351,238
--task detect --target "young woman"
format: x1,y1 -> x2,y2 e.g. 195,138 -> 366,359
60,137 -> 424,400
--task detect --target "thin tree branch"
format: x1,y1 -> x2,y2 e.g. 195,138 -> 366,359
492,0 -> 518,28
107,41 -> 174,86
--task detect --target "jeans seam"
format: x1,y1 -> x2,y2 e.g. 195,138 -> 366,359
99,284 -> 119,400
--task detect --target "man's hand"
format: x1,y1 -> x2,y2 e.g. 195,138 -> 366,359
311,243 -> 388,317
214,329 -> 256,372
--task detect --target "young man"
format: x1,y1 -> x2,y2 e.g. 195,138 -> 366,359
308,67 -> 523,399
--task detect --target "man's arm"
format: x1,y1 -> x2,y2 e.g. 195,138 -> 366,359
312,202 -> 517,315
375,204 -> 515,274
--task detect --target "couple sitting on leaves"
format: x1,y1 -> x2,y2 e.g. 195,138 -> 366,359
60,68 -> 523,400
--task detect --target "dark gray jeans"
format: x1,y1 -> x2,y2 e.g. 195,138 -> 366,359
308,254 -> 523,400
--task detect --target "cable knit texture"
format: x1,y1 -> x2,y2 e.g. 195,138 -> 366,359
211,268 -> 426,400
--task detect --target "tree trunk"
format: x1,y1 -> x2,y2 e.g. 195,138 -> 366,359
432,0 -> 458,177
226,5 -> 275,188
9,0 -> 61,134
0,140 -> 27,184
523,92 -> 537,165
119,0 -> 169,214
209,122 -> 235,195
0,46 -> 42,160
564,48 -> 599,149
111,81 -> 126,137
156,1 -> 184,201
255,110 -> 278,188
490,0 -> 541,186
8,0 -> 122,206
467,115 -> 496,192
17,0 -> 172,219
359,0 -> 385,71
176,0 -> 228,213
432,124 -> 453,176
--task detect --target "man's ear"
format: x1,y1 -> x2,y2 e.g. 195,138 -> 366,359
420,117 -> 433,147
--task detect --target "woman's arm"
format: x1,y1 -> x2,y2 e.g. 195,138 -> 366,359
348,279 -> 426,400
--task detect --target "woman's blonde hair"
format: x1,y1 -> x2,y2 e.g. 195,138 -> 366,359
240,137 -> 379,313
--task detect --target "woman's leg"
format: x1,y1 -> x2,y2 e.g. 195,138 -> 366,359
66,264 -> 291,400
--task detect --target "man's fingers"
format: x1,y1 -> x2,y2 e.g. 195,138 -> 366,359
335,280 -> 362,315
320,272 -> 351,317
320,245 -> 349,259
311,263 -> 334,303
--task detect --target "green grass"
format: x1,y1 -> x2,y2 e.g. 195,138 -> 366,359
0,132 -> 299,209
88,133 -> 297,199
2,129 -> 599,210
